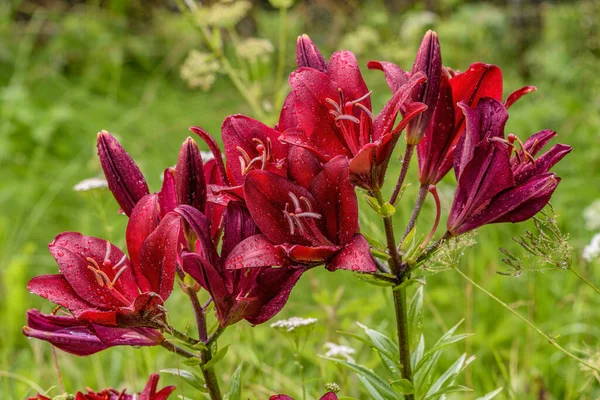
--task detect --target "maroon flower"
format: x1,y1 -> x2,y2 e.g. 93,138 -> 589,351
296,34 -> 327,72
178,204 -> 304,326
271,393 -> 337,400
27,211 -> 181,327
278,44 -> 426,189
23,309 -> 163,356
447,98 -> 571,236
226,156 -> 377,272
415,63 -> 536,186
175,137 -> 207,212
72,373 -> 175,400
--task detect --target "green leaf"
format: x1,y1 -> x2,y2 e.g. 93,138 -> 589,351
356,323 -> 400,367
225,363 -> 243,400
390,378 -> 415,394
425,353 -> 467,398
476,387 -> 503,400
400,226 -> 417,254
363,232 -> 386,250
182,357 -> 201,366
203,345 -> 230,371
354,272 -> 397,287
408,285 -> 424,348
320,356 -> 398,399
411,335 -> 425,371
160,368 -> 206,392
425,385 -> 472,399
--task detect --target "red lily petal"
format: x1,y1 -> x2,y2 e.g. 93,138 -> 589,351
296,34 -> 327,72
140,373 -> 176,400
456,174 -> 560,234
513,143 -> 572,184
176,137 -> 207,212
454,97 -> 508,180
222,114 -> 288,185
417,72 -> 456,185
367,60 -> 409,93
158,168 -> 178,217
49,232 -> 138,308
244,266 -> 305,325
225,234 -> 289,269
287,145 -> 323,188
77,309 -> 118,326
328,50 -> 371,110
278,92 -> 298,132
97,131 -> 149,216
504,85 -> 536,109
279,128 -> 331,163
309,156 -> 357,245
28,274 -> 93,312
289,68 -> 353,159
204,158 -> 226,239
321,393 -> 339,400
126,194 -> 160,293
326,234 -> 377,272
372,71 -> 427,142
517,129 -> 556,159
138,212 -> 181,300
221,202 -> 260,261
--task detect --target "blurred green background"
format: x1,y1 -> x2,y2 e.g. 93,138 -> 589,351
1,0 -> 599,398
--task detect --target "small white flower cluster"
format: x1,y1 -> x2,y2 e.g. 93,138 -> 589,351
73,177 -> 108,192
180,50 -> 220,91
270,317 -> 317,332
194,0 -> 252,28
584,200 -> 600,231
236,38 -> 274,62
324,342 -> 355,361
583,233 -> 600,262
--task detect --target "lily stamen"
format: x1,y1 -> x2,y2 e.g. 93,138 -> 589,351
103,241 -> 112,267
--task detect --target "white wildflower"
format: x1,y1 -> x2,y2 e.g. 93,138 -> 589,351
180,50 -> 220,91
583,200 -> 600,230
194,0 -> 252,28
236,38 -> 274,62
324,342 -> 355,361
583,233 -> 600,262
73,177 -> 108,192
270,317 -> 317,332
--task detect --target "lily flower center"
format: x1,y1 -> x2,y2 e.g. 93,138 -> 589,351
282,192 -> 322,235
85,241 -> 131,305
325,89 -> 373,155
237,137 -> 274,176
489,134 -> 536,165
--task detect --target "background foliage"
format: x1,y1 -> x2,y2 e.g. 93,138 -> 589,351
1,0 -> 599,398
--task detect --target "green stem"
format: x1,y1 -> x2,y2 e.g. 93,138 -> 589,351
200,346 -> 223,400
373,188 -> 414,397
455,267 -> 600,373
568,267 -> 600,295
160,340 -> 199,359
402,183 -> 429,242
390,144 -> 415,205
274,6 -> 288,109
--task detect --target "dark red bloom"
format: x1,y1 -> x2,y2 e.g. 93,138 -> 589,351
278,45 -> 426,189
415,63 -> 536,186
271,393 -> 337,400
226,156 -> 377,272
72,373 -> 175,400
447,98 -> 571,235
175,137 -> 207,212
28,211 -> 181,327
179,204 -> 304,326
296,34 -> 327,72
23,309 -> 163,356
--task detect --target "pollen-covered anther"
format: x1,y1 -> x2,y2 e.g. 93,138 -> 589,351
237,138 -> 274,175
325,89 -> 373,126
86,257 -> 127,289
507,133 -> 536,164
282,192 -> 322,235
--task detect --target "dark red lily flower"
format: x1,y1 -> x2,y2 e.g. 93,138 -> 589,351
226,156 -> 377,272
296,34 -> 328,72
271,393 -> 337,400
176,137 -> 206,212
23,309 -> 163,356
27,211 -> 181,327
447,98 -> 571,236
416,62 -> 536,186
178,204 -> 304,326
73,373 -> 175,400
278,45 -> 426,189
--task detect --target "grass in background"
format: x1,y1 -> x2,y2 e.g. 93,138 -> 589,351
1,1 -> 599,398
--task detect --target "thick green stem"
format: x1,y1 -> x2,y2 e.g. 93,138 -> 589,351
373,188 -> 414,396
200,347 -> 223,400
455,267 -> 600,373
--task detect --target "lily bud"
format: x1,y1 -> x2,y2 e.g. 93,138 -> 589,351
175,137 -> 207,212
97,130 -> 149,216
406,30 -> 442,145
296,34 -> 327,72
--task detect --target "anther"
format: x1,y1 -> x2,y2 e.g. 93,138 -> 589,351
112,254 -> 127,270
300,196 -> 312,212
288,192 -> 301,212
103,241 -> 112,267
336,114 -> 361,124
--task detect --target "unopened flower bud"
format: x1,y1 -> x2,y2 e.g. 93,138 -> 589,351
97,130 -> 149,216
176,137 -> 207,212
296,34 -> 327,72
